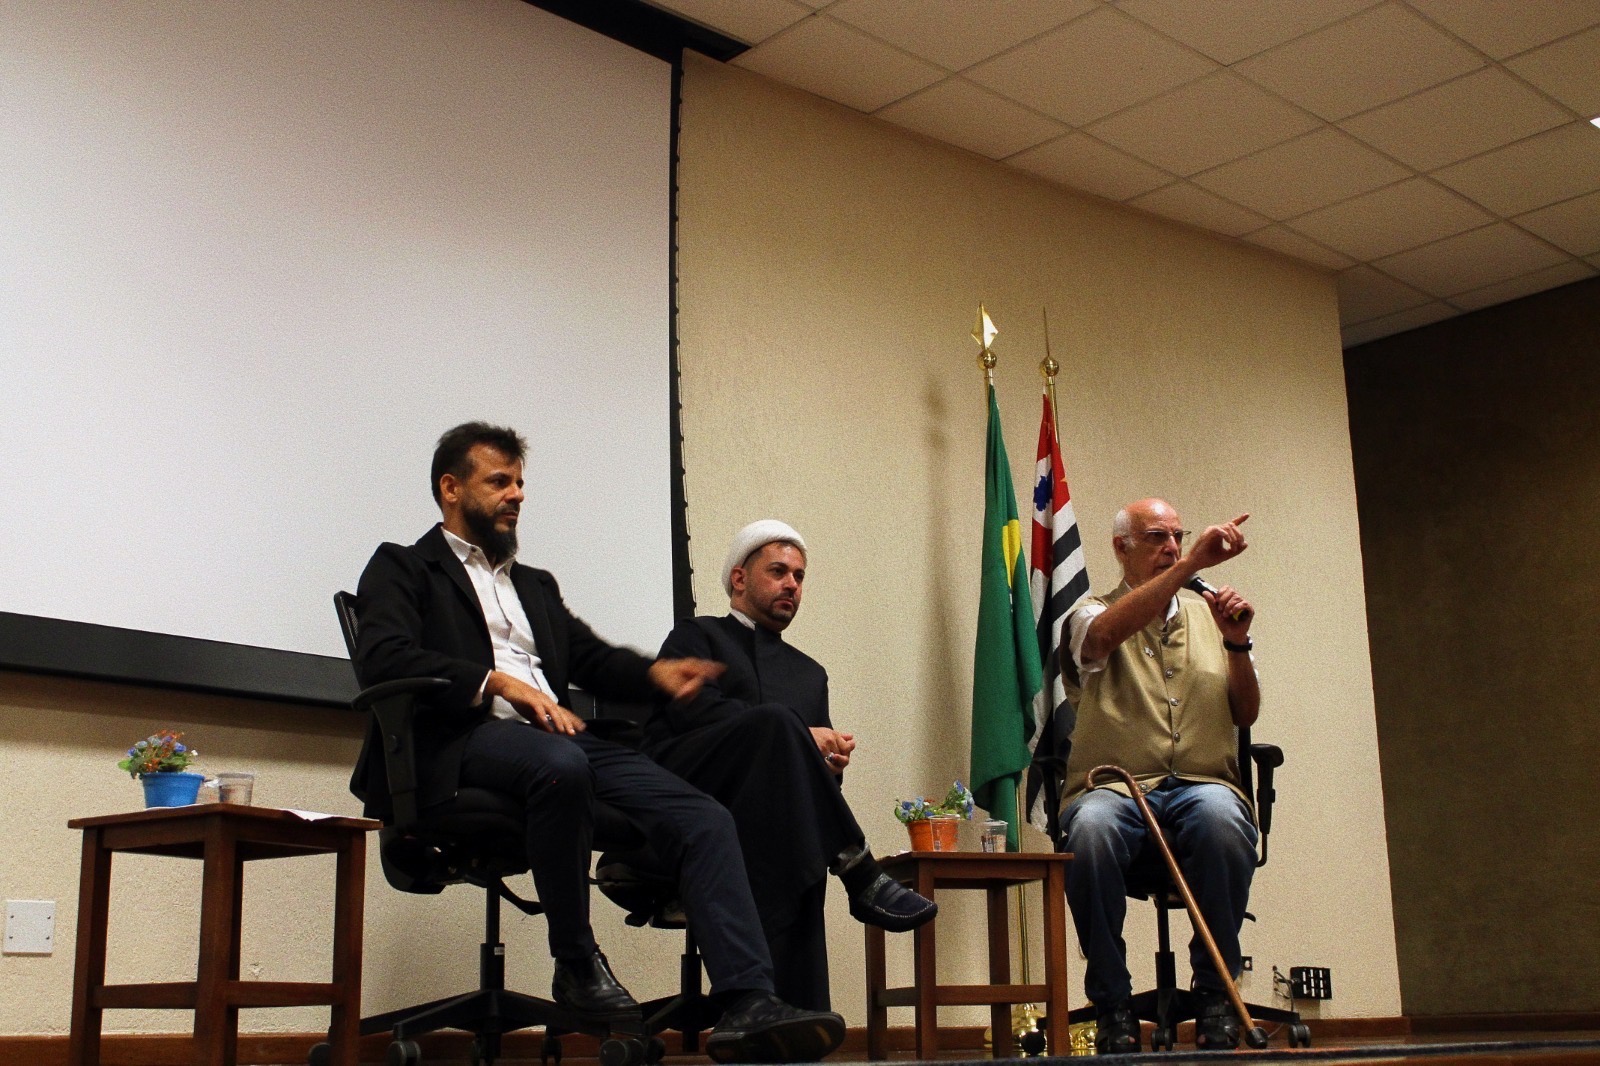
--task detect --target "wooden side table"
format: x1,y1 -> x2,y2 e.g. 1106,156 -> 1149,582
864,851 -> 1072,1061
66,804 -> 379,1066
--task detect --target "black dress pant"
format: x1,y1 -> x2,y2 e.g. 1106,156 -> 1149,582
646,704 -> 864,1011
459,718 -> 773,996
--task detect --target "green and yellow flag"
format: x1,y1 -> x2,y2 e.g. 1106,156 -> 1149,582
970,382 -> 1044,851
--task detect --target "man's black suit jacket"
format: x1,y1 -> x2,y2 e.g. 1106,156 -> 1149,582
350,524 -> 656,819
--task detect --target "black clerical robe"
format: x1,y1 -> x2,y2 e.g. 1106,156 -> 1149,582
648,614 -> 864,1011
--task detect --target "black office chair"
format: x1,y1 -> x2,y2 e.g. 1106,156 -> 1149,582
315,592 -> 668,1066
1038,731 -> 1310,1052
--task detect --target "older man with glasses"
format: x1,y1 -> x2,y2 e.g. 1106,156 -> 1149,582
1058,498 -> 1261,1053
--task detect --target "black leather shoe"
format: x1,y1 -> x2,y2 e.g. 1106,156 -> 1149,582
1195,990 -> 1242,1050
846,872 -> 938,932
1095,1002 -> 1141,1055
552,951 -> 642,1031
706,991 -> 845,1063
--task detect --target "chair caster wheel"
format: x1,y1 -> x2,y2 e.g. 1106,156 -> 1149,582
645,1035 -> 667,1063
541,1033 -> 563,1066
598,1036 -> 645,1066
388,1038 -> 423,1066
308,1041 -> 332,1066
1290,1023 -> 1312,1048
1151,1026 -> 1175,1051
1245,1026 -> 1270,1049
1019,1028 -> 1048,1057
471,1035 -> 500,1066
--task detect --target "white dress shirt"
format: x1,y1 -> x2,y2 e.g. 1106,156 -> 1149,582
441,527 -> 557,721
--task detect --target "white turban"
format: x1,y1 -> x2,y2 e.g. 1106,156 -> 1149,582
721,519 -> 807,596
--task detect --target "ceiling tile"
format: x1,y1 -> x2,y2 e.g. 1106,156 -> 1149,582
1240,225 -> 1356,271
732,16 -> 946,112
1114,0 -> 1382,64
1235,3 -> 1484,121
1340,67 -> 1571,171
1336,265 -> 1434,323
965,7 -> 1217,126
1287,178 -> 1494,260
1447,261 -> 1597,311
1007,132 -> 1173,200
1088,71 -> 1320,176
1408,0 -> 1600,59
827,0 -> 1092,72
1432,122 -> 1600,216
1341,301 -> 1458,346
1373,222 -> 1572,296
876,79 -> 1068,159
1506,25 -> 1600,116
644,0 -> 814,45
1515,190 -> 1600,256
1191,128 -> 1408,220
1127,181 -> 1271,237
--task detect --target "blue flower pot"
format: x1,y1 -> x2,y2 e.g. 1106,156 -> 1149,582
141,771 -> 205,808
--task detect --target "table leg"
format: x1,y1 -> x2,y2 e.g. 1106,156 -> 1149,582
912,864 -> 938,1060
864,925 -> 887,1061
1042,861 -> 1071,1057
67,829 -> 112,1066
987,884 -> 1013,1058
195,822 -> 242,1066
329,835 -> 366,1066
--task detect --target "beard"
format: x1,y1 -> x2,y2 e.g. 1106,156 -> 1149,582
463,500 -> 518,564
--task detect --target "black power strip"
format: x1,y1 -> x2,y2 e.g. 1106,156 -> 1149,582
1289,966 -> 1333,1000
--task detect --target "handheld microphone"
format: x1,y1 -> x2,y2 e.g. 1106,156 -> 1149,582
1184,574 -> 1252,623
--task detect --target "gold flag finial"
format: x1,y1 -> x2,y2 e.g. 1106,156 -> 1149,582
973,304 -> 998,378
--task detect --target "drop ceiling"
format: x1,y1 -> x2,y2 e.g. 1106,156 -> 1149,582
643,0 -> 1600,347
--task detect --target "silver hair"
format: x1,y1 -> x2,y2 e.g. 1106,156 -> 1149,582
1112,506 -> 1134,546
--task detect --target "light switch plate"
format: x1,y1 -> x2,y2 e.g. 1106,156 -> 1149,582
4,899 -> 55,955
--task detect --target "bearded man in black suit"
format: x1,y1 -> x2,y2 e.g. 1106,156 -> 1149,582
351,422 -> 845,1063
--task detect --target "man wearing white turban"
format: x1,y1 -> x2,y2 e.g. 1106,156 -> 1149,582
644,520 -> 936,1011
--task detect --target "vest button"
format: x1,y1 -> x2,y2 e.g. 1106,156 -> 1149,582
1168,696 -> 1179,706
1164,668 -> 1175,679
1173,731 -> 1181,742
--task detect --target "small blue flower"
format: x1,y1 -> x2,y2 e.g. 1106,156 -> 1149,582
174,743 -> 186,753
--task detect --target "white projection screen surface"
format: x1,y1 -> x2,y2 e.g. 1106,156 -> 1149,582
0,1 -> 676,699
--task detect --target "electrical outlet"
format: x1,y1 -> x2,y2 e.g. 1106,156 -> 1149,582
1289,966 -> 1332,1000
4,900 -> 55,955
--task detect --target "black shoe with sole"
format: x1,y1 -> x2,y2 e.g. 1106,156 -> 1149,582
552,950 -> 642,1032
846,872 -> 938,932
1095,1002 -> 1141,1055
706,991 -> 846,1063
1196,990 -> 1242,1050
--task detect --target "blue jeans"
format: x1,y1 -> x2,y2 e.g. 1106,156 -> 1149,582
1062,778 -> 1257,1007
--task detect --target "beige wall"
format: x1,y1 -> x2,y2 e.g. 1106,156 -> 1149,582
673,54 -> 1399,1022
0,49 -> 1401,1039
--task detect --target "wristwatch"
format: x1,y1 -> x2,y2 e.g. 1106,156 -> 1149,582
1223,637 -> 1253,654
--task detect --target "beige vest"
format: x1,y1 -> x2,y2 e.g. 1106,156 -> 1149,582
1061,585 -> 1246,807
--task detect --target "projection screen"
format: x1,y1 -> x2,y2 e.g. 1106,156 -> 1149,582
0,0 -> 686,703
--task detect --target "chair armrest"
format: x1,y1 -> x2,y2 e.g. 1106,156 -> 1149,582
353,677 -> 449,831
1248,742 -> 1284,863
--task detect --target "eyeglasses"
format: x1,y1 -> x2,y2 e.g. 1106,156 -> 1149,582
1137,528 -> 1190,547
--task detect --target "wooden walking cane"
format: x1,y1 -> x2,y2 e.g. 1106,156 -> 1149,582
1085,765 -> 1269,1050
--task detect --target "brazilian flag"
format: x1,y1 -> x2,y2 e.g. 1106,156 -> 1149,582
970,383 -> 1044,851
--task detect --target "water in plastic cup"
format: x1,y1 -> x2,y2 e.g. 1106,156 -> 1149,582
217,772 -> 255,805
981,819 -> 1008,852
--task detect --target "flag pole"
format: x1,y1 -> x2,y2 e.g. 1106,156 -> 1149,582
1007,320 -> 1063,1047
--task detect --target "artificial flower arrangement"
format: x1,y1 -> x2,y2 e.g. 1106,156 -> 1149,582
893,780 -> 976,823
117,730 -> 199,777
